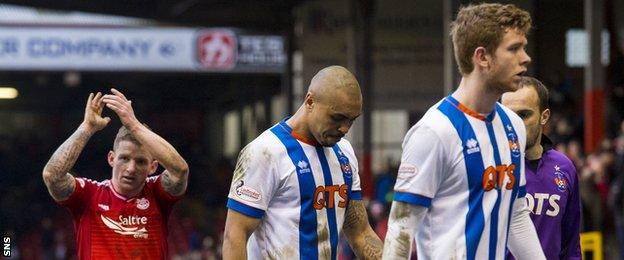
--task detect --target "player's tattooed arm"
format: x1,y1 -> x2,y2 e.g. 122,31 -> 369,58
43,93 -> 109,201
343,200 -> 383,260
155,148 -> 189,196
382,201 -> 426,259
42,126 -> 94,201
161,169 -> 187,196
102,89 -> 189,196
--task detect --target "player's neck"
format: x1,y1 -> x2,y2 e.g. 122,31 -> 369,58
526,135 -> 544,160
111,181 -> 143,199
526,144 -> 543,160
453,76 -> 501,115
287,108 -> 314,141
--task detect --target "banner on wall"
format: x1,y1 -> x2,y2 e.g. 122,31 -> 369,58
0,27 -> 286,73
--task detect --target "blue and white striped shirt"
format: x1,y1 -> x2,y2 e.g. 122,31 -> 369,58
227,119 -> 362,260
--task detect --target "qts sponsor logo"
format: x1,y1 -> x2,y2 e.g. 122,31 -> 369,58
482,164 -> 516,191
313,184 -> 349,209
526,193 -> 560,216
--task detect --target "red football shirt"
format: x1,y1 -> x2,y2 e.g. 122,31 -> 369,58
59,175 -> 180,259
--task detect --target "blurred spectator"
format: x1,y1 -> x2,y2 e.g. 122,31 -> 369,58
580,153 -> 607,231
369,201 -> 388,241
609,121 -> 624,257
374,160 -> 398,205
546,71 -> 576,115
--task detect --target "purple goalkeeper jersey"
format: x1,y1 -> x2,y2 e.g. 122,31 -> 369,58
508,136 -> 581,260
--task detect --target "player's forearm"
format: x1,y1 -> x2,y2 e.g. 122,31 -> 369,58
42,124 -> 93,199
382,202 -> 425,259
44,124 -> 94,176
222,231 -> 248,260
507,198 -> 546,260
350,227 -> 383,260
129,124 -> 189,177
342,200 -> 382,259
223,210 -> 260,260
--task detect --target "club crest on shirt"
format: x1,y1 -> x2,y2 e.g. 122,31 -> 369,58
340,162 -> 353,178
136,198 -> 150,210
507,131 -> 521,158
235,180 -> 262,202
553,165 -> 568,192
98,204 -> 110,211
335,153 -> 353,178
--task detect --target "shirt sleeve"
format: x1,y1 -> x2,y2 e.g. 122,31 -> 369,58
226,141 -> 280,219
58,177 -> 95,216
393,124 -> 448,208
150,175 -> 182,214
560,162 -> 582,259
507,197 -> 547,259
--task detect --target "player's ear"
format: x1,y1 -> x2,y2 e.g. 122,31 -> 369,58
540,108 -> 550,126
474,46 -> 490,70
107,151 -> 115,167
149,160 -> 158,174
304,92 -> 314,110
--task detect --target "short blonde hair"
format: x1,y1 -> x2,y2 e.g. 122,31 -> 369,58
113,124 -> 149,150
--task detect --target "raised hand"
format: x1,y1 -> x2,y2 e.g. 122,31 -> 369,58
82,92 -> 111,132
102,88 -> 140,130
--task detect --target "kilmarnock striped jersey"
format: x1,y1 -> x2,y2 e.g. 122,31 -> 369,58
393,96 -> 527,260
227,118 -> 362,260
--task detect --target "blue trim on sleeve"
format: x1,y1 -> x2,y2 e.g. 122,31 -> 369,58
226,199 -> 265,219
393,191 -> 432,208
350,191 -> 362,200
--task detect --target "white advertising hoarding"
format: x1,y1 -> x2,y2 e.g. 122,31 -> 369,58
0,27 -> 286,73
